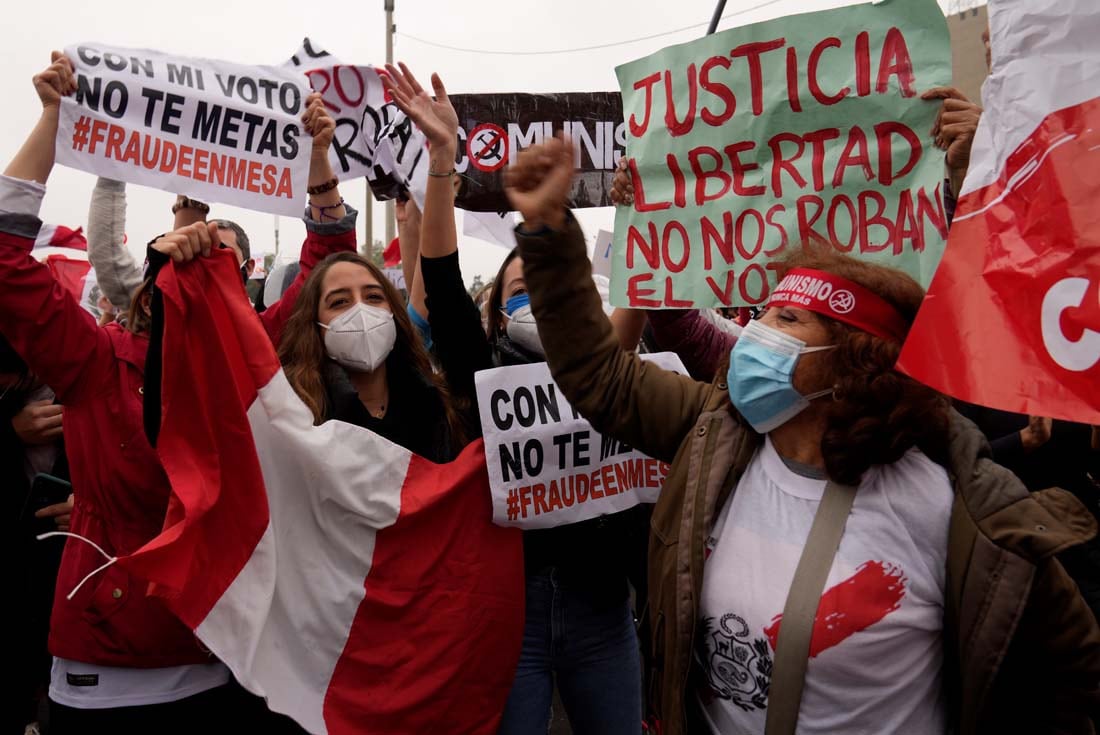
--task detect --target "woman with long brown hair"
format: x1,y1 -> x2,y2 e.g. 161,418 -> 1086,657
503,136 -> 1100,735
277,250 -> 470,462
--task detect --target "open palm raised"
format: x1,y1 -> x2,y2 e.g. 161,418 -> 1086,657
382,62 -> 458,149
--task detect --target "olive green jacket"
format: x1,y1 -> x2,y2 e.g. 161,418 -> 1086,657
518,214 -> 1100,734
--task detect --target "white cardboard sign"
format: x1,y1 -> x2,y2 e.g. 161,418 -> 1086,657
475,352 -> 687,529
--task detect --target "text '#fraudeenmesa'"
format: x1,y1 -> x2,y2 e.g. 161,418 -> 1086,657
70,116 -> 295,199
504,457 -> 671,521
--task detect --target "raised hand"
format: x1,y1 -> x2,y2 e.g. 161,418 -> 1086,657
302,92 -> 336,153
34,51 -> 77,110
395,197 -> 420,226
504,135 -> 576,231
922,87 -> 983,175
381,63 -> 458,151
610,157 -> 634,206
151,221 -> 221,263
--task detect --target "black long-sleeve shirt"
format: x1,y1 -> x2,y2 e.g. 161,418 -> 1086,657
420,251 -> 492,420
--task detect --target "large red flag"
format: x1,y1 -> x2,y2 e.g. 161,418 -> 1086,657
897,0 -> 1100,424
120,248 -> 524,734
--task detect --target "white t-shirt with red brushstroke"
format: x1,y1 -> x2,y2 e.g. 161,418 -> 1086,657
695,437 -> 953,734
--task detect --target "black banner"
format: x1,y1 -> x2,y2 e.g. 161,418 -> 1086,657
451,92 -> 625,212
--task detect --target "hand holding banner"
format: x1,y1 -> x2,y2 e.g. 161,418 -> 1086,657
56,44 -> 312,217
286,39 -> 430,207
611,0 -> 951,308
286,40 -> 628,213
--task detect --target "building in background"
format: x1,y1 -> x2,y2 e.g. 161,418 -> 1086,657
947,2 -> 989,103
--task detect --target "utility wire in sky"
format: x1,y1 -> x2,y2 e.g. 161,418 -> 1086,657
396,0 -> 788,56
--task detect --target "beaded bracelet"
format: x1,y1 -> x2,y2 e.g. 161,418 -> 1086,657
307,177 -> 339,195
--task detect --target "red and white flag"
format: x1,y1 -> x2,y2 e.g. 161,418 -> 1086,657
119,249 -> 525,734
897,0 -> 1100,424
34,223 -> 87,251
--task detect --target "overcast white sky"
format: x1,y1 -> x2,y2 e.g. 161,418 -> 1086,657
1,0 -> 959,285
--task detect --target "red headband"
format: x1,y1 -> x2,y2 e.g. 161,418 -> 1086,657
768,268 -> 909,342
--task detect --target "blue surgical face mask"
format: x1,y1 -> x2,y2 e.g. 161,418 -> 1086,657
501,293 -> 543,356
726,320 -> 835,433
502,293 -> 530,316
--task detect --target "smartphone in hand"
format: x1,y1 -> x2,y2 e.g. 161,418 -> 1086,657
22,472 -> 73,535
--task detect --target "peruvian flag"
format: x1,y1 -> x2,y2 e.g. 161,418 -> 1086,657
897,0 -> 1100,424
34,223 -> 87,251
120,248 -> 525,734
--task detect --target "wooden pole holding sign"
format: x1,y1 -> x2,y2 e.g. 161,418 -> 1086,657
384,0 -> 396,252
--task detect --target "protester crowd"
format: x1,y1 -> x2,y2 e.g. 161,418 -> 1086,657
4,23 -> 1099,735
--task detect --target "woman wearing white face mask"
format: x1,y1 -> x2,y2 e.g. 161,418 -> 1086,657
277,252 -> 471,462
504,137 -> 1100,735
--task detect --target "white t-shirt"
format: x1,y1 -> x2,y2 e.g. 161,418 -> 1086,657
695,437 -> 953,735
50,657 -> 230,709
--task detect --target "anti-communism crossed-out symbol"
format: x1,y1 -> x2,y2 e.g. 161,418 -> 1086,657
829,289 -> 856,314
467,123 -> 508,173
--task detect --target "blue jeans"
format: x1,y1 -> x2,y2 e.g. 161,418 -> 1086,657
497,568 -> 642,735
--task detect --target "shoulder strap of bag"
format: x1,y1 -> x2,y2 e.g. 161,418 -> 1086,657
764,479 -> 858,735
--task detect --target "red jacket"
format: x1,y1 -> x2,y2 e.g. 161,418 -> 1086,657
0,208 -> 356,667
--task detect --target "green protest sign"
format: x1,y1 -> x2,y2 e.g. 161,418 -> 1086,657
611,0 -> 951,308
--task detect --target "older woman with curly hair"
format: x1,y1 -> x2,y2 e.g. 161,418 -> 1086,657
502,137 -> 1100,735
